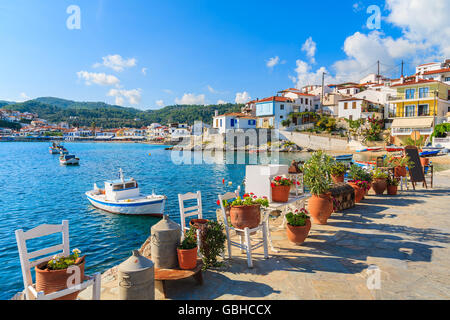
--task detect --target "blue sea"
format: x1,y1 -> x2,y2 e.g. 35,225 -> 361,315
0,142 -> 308,299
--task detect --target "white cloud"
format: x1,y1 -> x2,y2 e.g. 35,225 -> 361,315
217,100 -> 227,105
156,99 -> 164,107
19,92 -> 30,101
175,93 -> 205,105
266,56 -> 280,68
94,54 -> 137,72
301,37 -> 317,64
207,85 -> 218,93
235,92 -> 251,104
352,2 -> 363,12
108,88 -> 142,106
290,60 -> 332,89
141,68 -> 147,76
77,71 -> 120,86
163,89 -> 173,94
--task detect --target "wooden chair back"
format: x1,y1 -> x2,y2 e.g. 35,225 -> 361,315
15,220 -> 70,299
178,191 -> 203,232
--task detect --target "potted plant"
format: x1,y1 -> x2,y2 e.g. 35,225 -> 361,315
271,176 -> 296,202
177,226 -> 198,270
35,248 -> 85,300
303,151 -> 334,225
222,193 -> 269,229
285,208 -> 311,245
387,176 -> 399,195
371,168 -> 389,195
199,221 -> 227,270
329,162 -> 347,183
347,165 -> 371,202
386,155 -> 412,177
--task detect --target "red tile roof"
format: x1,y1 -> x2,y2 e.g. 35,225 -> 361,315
390,79 -> 439,87
256,96 -> 294,103
421,67 -> 450,75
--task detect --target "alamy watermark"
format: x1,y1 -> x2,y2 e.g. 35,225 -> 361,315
366,5 -> 381,30
366,265 -> 381,290
66,5 -> 81,30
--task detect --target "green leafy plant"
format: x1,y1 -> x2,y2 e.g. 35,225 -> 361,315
403,136 -> 426,148
303,150 -> 334,195
371,168 -> 388,179
285,208 -> 309,227
179,226 -> 197,250
199,221 -> 227,270
385,155 -> 414,168
387,176 -> 400,186
329,162 -> 347,176
348,164 -> 373,182
222,193 -> 269,208
47,248 -> 81,270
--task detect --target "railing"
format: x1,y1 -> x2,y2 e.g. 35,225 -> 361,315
391,112 -> 431,117
388,92 -> 436,101
391,127 -> 433,135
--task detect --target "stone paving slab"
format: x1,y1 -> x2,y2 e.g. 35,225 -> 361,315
79,172 -> 450,300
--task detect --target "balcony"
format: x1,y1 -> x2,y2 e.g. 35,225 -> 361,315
391,127 -> 434,136
388,92 -> 436,101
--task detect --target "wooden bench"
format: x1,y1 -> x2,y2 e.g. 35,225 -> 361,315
154,260 -> 203,299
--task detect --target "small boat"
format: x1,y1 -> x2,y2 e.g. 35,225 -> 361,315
334,154 -> 353,162
49,142 -> 62,154
367,147 -> 382,152
385,145 -> 404,152
59,148 -> 69,155
85,168 -> 166,216
419,150 -> 440,157
353,160 -> 376,169
59,154 -> 79,165
356,148 -> 367,153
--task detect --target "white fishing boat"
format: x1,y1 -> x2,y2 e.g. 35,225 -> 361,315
85,169 -> 166,216
59,147 -> 69,155
49,142 -> 62,154
59,154 -> 80,165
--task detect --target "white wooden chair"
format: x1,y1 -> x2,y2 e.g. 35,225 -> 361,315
178,191 -> 203,235
15,220 -> 101,300
218,192 -> 269,268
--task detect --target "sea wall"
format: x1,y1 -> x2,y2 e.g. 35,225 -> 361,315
279,130 -> 349,151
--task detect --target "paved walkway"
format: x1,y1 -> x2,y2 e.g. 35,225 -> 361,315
80,171 -> 450,300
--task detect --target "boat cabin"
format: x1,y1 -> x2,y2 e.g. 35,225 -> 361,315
104,178 -> 140,201
61,155 -> 76,160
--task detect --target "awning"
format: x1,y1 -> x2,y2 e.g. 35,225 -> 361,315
391,117 -> 434,128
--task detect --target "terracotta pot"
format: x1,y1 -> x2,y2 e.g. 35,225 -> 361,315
331,175 -> 345,184
307,194 -> 333,225
348,182 -> 364,203
286,219 -> 311,245
387,185 -> 398,195
189,219 -> 208,229
394,166 -> 407,177
420,157 -> 429,167
35,256 -> 85,300
229,204 -> 261,229
177,247 -> 198,270
271,185 -> 291,202
372,178 -> 387,195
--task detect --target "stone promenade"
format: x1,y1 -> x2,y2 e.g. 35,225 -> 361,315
80,170 -> 450,300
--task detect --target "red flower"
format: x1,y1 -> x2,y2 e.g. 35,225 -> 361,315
243,193 -> 249,198
271,183 -> 275,188
216,200 -> 220,206
297,181 -> 300,185
275,176 -> 281,181
222,179 -> 225,184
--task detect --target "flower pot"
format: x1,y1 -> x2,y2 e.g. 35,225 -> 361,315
189,219 -> 208,229
420,157 -> 429,167
387,185 -> 398,195
35,255 -> 86,300
331,175 -> 344,184
271,185 -> 291,202
394,166 -> 407,177
286,219 -> 311,245
372,178 -> 387,195
177,247 -> 198,270
229,204 -> 261,229
307,194 -> 333,225
348,182 -> 364,203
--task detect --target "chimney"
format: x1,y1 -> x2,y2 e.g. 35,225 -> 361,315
214,110 -> 218,117
400,76 -> 404,84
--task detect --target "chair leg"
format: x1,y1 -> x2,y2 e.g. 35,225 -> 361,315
239,233 -> 245,253
92,273 -> 101,300
244,228 -> 253,268
262,223 -> 269,259
225,228 -> 232,259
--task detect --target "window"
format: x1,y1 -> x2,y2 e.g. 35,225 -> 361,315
305,98 -> 308,104
419,87 -> 429,98
280,104 -> 284,110
347,89 -> 350,94
405,105 -> 415,117
418,104 -> 429,116
280,116 -> 283,119
113,184 -> 124,191
300,98 -> 303,104
248,119 -> 255,125
445,77 -> 450,82
125,182 -> 136,189
344,102 -> 348,110
352,101 -> 357,109
405,89 -> 415,99
230,119 -> 235,127
219,119 -> 222,127
215,119 -> 218,127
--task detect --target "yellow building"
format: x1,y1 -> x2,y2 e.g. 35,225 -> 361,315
389,79 -> 450,144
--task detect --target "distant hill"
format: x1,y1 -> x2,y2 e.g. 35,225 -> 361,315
0,100 -> 15,108
3,97 -> 242,128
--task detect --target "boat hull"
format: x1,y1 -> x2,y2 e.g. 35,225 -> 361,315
86,193 -> 165,216
60,159 -> 79,165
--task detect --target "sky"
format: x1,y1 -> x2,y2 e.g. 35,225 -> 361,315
0,0 -> 449,110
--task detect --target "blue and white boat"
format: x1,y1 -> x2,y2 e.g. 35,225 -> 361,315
85,169 -> 166,216
59,154 -> 79,165
334,154 -> 353,162
419,150 -> 441,157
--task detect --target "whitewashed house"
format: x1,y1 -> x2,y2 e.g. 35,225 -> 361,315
337,98 -> 384,121
213,112 -> 257,134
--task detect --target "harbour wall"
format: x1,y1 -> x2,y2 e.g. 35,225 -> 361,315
279,130 -> 350,151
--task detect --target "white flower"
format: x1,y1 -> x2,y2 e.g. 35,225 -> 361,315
72,248 -> 81,254
228,181 -> 233,186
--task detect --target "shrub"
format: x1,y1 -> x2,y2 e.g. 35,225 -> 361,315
329,162 -> 347,176
303,150 -> 334,195
286,208 -> 309,227
199,221 -> 227,270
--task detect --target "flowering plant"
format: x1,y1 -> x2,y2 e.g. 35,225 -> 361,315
220,193 -> 269,208
349,179 -> 370,191
47,248 -> 82,270
271,176 -> 297,187
285,208 -> 309,227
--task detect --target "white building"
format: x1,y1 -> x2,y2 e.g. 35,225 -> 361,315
352,85 -> 397,118
212,112 -> 257,134
337,98 -> 384,121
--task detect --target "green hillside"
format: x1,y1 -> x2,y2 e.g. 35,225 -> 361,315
3,98 -> 242,128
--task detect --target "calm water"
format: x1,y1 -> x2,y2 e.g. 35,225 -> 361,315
0,142 -> 310,299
